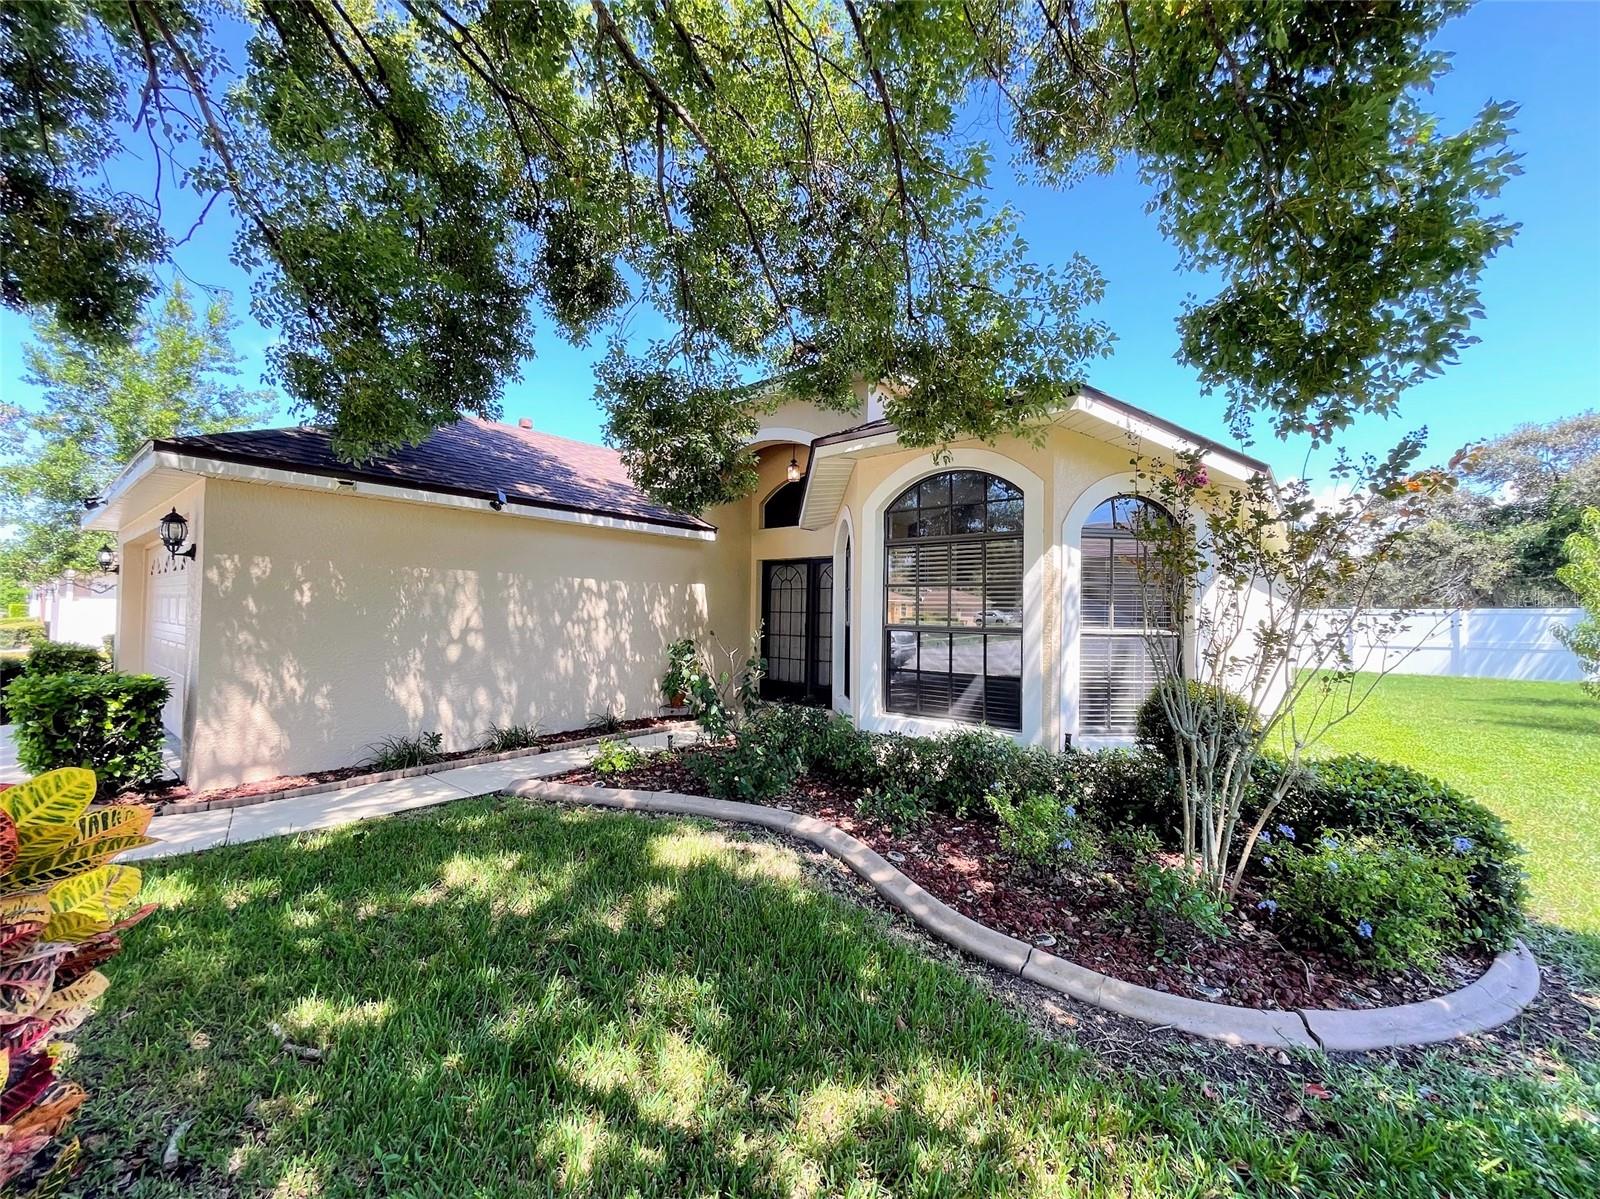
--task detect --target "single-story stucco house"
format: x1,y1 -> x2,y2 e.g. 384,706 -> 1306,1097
84,383 -> 1274,793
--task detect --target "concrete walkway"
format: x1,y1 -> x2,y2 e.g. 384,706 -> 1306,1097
124,729 -> 684,862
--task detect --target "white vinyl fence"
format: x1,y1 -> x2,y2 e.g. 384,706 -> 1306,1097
1300,607 -> 1586,682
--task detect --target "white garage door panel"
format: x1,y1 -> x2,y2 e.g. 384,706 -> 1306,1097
145,554 -> 190,735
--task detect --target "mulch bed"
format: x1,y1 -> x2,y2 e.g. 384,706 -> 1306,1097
130,717 -> 675,812
552,746 -> 1495,1013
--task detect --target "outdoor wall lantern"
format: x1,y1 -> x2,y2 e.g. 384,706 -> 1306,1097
96,542 -> 120,574
158,508 -> 197,560
786,446 -> 802,484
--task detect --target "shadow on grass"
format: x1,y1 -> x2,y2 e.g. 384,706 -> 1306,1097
1471,694 -> 1600,739
67,797 -> 1599,1199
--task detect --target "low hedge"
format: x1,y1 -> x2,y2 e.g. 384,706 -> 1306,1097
1276,755 -> 1527,949
5,670 -> 169,795
23,640 -> 108,676
730,703 -> 1527,959
0,618 -> 45,650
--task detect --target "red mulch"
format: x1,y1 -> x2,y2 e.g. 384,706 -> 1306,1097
552,748 -> 1494,1012
132,717 -> 674,811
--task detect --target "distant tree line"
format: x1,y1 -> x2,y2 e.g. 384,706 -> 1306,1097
1352,412 -> 1600,608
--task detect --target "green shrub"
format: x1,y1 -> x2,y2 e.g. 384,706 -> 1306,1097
1079,748 -> 1181,835
743,703 -> 840,772
691,737 -> 801,804
1136,679 -> 1260,766
592,736 -> 645,776
988,789 -> 1097,868
1262,833 -> 1469,971
1283,755 -> 1527,949
1134,861 -> 1230,952
857,781 -> 931,831
810,714 -> 878,782
361,731 -> 446,771
479,720 -> 543,752
0,617 -> 45,650
5,670 -> 169,794
24,640 -> 107,676
0,650 -> 24,723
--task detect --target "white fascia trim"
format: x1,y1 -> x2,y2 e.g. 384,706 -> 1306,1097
1071,395 -> 1269,484
101,450 -> 716,541
82,443 -> 159,530
858,447 -> 1047,747
812,429 -> 900,458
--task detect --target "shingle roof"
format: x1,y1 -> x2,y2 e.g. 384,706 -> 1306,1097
154,418 -> 712,532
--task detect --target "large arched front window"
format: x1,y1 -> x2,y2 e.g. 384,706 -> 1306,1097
884,471 -> 1023,728
1079,496 -> 1178,736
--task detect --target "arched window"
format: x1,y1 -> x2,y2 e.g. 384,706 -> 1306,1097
763,480 -> 805,528
1078,496 -> 1178,736
884,471 -> 1023,728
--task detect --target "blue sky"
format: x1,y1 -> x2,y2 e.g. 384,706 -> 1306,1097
2,1 -> 1596,482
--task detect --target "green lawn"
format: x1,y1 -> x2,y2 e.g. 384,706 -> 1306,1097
1307,674 -> 1599,945
73,796 -> 1595,1197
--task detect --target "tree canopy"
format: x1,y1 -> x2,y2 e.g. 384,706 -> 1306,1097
2,1 -> 1518,509
0,283 -> 273,583
1355,411 -> 1600,607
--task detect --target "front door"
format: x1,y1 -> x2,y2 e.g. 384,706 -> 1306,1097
761,558 -> 833,705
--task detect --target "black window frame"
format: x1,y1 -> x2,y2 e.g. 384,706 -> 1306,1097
882,470 -> 1024,730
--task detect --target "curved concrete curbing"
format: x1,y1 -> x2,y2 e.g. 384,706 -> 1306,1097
506,778 -> 1540,1052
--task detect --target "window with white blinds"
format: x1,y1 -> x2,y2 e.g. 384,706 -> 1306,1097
1078,496 -> 1178,736
884,471 -> 1023,729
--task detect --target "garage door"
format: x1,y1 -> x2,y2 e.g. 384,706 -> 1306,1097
144,552 -> 191,736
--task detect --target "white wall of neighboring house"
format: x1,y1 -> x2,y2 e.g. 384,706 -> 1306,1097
1300,607 -> 1585,682
28,575 -> 118,650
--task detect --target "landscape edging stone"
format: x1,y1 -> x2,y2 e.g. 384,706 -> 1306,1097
507,778 -> 1540,1052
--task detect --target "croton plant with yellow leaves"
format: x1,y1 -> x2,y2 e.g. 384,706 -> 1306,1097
0,768 -> 156,1197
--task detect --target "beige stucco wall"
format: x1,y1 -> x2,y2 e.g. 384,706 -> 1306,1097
745,422 -> 1190,749
184,479 -> 750,791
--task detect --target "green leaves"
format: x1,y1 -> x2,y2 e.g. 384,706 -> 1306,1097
2,2 -> 1521,512
2,282 -> 273,583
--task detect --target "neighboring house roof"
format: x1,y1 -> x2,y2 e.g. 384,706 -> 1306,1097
810,385 -> 1272,475
151,418 -> 712,533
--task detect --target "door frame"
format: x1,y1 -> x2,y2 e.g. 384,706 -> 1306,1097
760,556 -> 833,705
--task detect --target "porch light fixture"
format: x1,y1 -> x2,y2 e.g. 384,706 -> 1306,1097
96,542 -> 119,574
786,446 -> 801,484
158,507 -> 197,561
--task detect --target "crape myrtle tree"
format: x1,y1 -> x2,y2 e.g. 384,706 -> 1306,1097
2,1 -> 1517,510
1131,441 -> 1462,897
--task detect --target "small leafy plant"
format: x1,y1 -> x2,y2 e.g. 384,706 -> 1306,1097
988,789 -> 1098,869
858,782 -> 930,832
479,720 -> 543,753
585,707 -> 627,735
0,767 -> 158,1197
361,731 -> 446,771
1262,833 -> 1468,971
592,737 -> 645,776
691,738 -> 800,804
1135,861 -> 1230,954
659,629 -> 765,739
